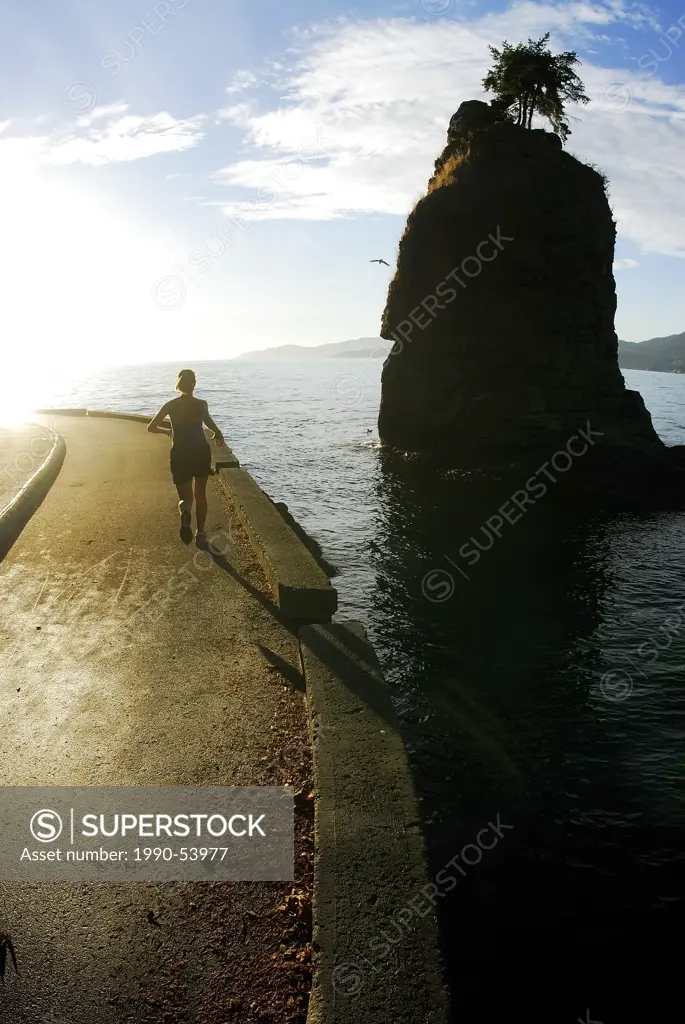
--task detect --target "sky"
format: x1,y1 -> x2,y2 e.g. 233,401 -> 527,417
0,0 -> 684,381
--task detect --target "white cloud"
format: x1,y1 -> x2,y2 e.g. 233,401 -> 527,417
0,108 -> 206,169
225,70 -> 259,94
216,103 -> 254,127
75,102 -> 129,128
47,112 -> 206,166
614,257 -> 640,268
0,112 -> 204,178
210,3 -> 685,256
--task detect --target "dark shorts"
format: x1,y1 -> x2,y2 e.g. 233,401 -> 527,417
170,444 -> 211,485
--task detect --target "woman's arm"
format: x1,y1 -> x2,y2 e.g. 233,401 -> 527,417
147,403 -> 172,436
201,401 -> 225,446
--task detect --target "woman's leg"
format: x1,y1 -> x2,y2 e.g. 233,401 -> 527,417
175,478 -> 194,542
175,479 -> 194,509
194,476 -> 208,534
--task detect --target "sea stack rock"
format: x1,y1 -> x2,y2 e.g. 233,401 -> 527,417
378,103 -> 664,470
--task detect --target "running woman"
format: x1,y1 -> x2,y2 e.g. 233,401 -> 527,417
147,368 -> 224,546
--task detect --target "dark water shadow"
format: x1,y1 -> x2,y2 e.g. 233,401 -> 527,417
367,452 -> 685,1021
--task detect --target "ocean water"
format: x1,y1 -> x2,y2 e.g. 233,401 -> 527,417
26,360 -> 685,1018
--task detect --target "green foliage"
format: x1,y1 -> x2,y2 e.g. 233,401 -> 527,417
482,32 -> 589,143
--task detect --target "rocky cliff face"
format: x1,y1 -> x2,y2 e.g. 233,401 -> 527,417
378,105 -> 664,471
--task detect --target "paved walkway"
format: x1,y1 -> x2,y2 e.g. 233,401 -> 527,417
0,415 -> 309,1023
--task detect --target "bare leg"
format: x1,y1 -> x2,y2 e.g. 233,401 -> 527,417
194,476 -> 208,533
176,479 -> 194,543
175,480 -> 193,510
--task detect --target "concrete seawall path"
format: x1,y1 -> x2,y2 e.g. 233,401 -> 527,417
0,415 -> 313,1023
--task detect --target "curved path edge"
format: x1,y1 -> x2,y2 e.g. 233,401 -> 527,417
2,409 -> 163,562
0,425 -> 66,561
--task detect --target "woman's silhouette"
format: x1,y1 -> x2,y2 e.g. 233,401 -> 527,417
148,368 -> 224,546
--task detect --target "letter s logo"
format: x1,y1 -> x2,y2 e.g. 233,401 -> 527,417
421,569 -> 455,603
30,809 -> 63,842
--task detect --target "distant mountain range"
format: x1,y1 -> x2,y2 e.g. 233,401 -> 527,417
233,337 -> 391,361
618,332 -> 685,373
235,332 -> 685,373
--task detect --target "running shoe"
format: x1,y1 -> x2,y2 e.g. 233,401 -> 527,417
195,531 -> 209,549
179,500 -> 193,544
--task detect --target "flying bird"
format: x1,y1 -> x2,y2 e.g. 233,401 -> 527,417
370,259 -> 390,266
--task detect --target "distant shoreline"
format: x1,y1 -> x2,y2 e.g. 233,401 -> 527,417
618,333 -> 685,374
621,366 -> 685,375
233,337 -> 390,362
232,334 -> 685,371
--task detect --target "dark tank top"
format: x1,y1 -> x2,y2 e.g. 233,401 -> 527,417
171,420 -> 208,449
169,399 -> 209,450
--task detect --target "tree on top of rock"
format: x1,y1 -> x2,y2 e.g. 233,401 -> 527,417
482,32 -> 589,143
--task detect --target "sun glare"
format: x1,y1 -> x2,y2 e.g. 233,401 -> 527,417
0,361 -> 72,427
0,154 -> 189,390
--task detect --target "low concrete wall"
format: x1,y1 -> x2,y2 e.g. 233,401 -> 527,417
271,501 -> 338,579
0,426 -> 66,561
299,621 -> 449,1024
33,407 -> 87,416
216,467 -> 337,622
215,451 -> 240,469
86,410 -> 156,424
35,409 -> 153,424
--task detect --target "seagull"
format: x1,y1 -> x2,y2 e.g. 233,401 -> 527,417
370,259 -> 390,266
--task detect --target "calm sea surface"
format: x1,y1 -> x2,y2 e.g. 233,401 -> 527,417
29,361 -> 685,1018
